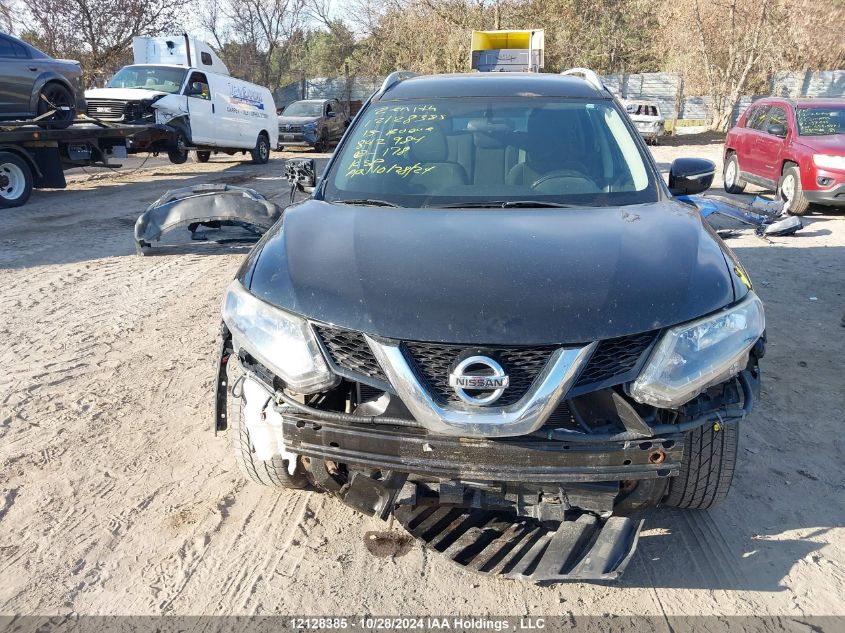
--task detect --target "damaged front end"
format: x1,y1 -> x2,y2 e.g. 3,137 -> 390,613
135,185 -> 281,255
213,282 -> 764,582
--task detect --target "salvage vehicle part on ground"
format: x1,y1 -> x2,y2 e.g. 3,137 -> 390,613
683,194 -> 803,237
213,69 -> 766,583
134,185 -> 281,254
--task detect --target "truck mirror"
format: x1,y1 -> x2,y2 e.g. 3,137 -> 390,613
284,158 -> 317,193
668,158 -> 715,196
766,123 -> 787,138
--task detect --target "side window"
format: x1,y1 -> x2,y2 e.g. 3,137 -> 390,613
200,52 -> 212,66
0,36 -> 17,58
746,106 -> 770,131
766,106 -> 787,128
185,73 -> 210,100
325,102 -> 333,115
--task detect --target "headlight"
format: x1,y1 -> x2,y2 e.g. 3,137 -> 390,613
813,154 -> 845,171
629,293 -> 765,408
303,121 -> 317,130
222,280 -> 337,393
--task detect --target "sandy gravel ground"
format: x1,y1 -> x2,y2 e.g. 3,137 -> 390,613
1,140 -> 843,619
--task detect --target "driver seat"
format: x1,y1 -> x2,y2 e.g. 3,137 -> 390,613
506,108 -> 587,186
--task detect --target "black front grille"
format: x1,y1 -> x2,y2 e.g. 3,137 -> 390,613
279,124 -> 303,133
573,331 -> 657,389
403,342 -> 556,407
313,325 -> 387,383
312,323 -> 657,402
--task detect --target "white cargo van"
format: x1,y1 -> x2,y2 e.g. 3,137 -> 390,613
85,36 -> 278,164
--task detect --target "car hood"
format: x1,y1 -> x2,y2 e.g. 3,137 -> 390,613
84,87 -> 169,101
278,116 -> 320,125
244,200 -> 738,345
794,134 -> 845,155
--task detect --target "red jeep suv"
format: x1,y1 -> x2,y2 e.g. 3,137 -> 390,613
723,97 -> 845,215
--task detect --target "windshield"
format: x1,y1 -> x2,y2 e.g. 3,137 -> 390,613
796,106 -> 845,136
107,66 -> 187,93
282,102 -> 323,117
321,97 -> 658,208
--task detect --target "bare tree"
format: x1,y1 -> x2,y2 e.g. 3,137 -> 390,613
24,0 -> 184,82
663,0 -> 785,131
1,0 -> 14,32
199,0 -> 306,87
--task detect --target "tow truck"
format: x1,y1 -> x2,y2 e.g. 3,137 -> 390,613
0,114 -> 172,209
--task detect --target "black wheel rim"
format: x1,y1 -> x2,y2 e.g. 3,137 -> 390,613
40,85 -> 75,121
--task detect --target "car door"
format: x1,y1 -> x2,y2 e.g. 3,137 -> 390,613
325,101 -> 342,140
753,105 -> 789,183
740,105 -> 770,177
183,71 -> 215,145
0,35 -> 36,117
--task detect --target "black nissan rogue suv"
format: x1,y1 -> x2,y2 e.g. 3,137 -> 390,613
214,70 -> 765,582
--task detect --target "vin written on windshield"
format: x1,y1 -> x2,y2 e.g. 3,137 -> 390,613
321,97 -> 660,208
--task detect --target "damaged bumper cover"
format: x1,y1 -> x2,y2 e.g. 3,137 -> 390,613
134,185 -> 282,254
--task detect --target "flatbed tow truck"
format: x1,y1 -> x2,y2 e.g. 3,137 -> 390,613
0,113 -> 173,209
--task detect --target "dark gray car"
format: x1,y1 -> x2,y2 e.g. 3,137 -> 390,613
0,33 -> 85,125
277,98 -> 349,152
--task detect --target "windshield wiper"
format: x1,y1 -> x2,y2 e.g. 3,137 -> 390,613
433,200 -> 576,209
331,198 -> 400,208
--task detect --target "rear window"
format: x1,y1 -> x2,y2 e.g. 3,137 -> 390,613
322,97 -> 659,208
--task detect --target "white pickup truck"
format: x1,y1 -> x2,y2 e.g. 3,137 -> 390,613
85,36 -> 278,164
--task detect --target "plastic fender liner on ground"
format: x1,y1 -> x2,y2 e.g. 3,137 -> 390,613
134,184 -> 282,254
393,505 -> 642,583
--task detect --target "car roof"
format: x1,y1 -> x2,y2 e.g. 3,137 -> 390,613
752,96 -> 845,109
378,72 -> 610,101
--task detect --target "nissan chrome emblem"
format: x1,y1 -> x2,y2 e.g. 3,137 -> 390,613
448,356 -> 510,406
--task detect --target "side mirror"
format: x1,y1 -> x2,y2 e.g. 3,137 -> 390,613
767,123 -> 787,138
668,158 -> 715,196
284,158 -> 316,193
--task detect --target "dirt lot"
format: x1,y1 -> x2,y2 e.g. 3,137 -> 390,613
1,139 -> 843,619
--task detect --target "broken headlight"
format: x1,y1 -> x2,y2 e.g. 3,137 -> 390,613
629,292 -> 765,408
222,280 -> 338,393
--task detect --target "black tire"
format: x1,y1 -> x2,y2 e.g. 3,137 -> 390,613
228,369 -> 309,489
664,420 -> 739,510
250,133 -> 271,164
193,150 -> 211,163
168,131 -> 189,164
723,153 -> 746,194
36,82 -> 75,129
778,164 -> 811,216
276,145 -> 285,152
0,152 -> 34,209
314,132 -> 328,153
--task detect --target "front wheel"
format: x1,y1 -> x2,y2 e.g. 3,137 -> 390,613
0,152 -> 34,209
168,131 -> 189,164
664,420 -> 739,510
250,134 -> 271,164
193,150 -> 211,163
723,154 -> 746,194
778,165 -> 811,216
228,374 -> 310,489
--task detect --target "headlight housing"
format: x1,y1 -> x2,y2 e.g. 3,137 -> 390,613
222,280 -> 337,393
629,293 -> 765,408
813,154 -> 845,171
